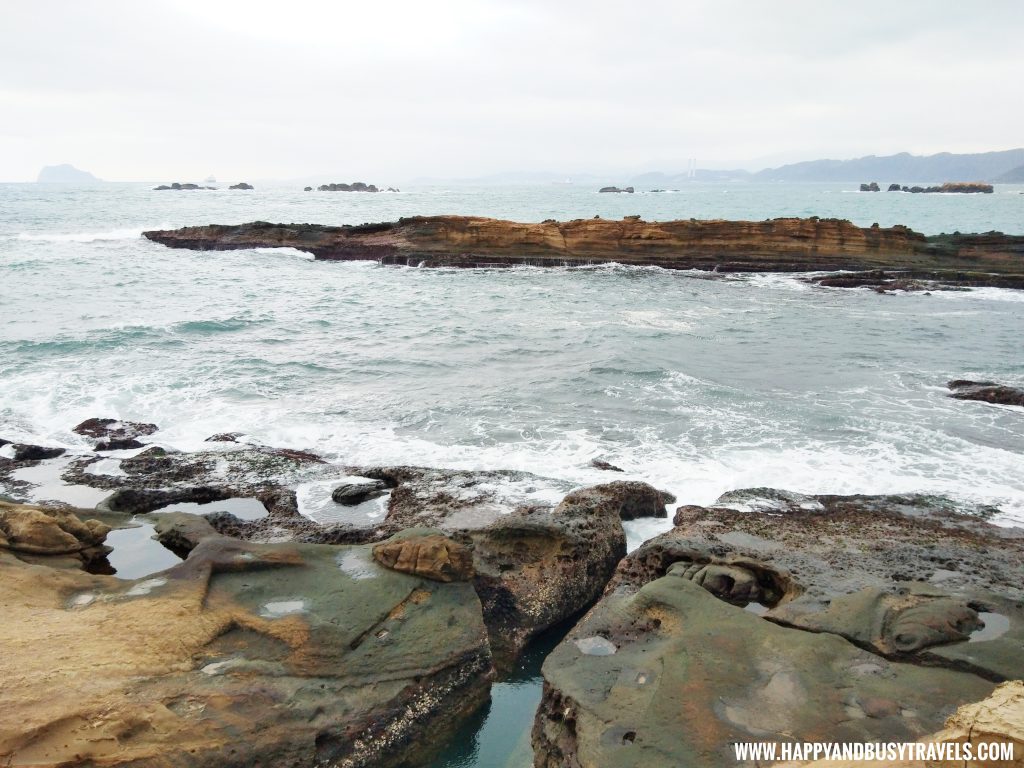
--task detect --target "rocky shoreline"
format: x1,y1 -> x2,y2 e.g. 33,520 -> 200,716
2,416 -> 1023,766
143,216 -> 1024,288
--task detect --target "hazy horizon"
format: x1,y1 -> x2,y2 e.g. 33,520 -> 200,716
3,0 -> 1022,183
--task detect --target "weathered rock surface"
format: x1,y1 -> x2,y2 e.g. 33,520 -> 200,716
795,681 -> 1024,767
0,524 -> 494,767
532,490 -> 1024,767
0,500 -> 110,559
142,216 -> 1024,285
373,528 -> 475,582
948,380 -> 1024,407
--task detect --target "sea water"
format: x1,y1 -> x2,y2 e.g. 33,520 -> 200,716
1,181 -> 1022,766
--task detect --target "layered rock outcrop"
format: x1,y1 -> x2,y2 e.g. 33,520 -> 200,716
143,216 -> 1024,285
948,380 -> 1024,407
532,490 -> 1024,767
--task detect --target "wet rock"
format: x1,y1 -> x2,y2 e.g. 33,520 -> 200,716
590,459 -> 624,472
948,380 -> 1024,407
332,479 -> 388,505
532,490 -> 1024,767
151,510 -> 219,558
9,443 -> 65,461
229,182 -> 254,190
859,182 -> 880,192
373,528 -> 475,582
73,417 -> 158,444
204,431 -> 244,443
888,182 -> 902,191
0,534 -> 494,767
95,437 -> 145,451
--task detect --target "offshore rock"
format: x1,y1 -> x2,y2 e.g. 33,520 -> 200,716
532,490 -> 1024,767
948,379 -> 1024,407
143,216 -> 1024,286
73,417 -> 158,450
8,443 -> 66,461
0,531 -> 494,767
318,181 -> 379,192
859,182 -> 880,191
229,182 -> 254,190
599,186 -> 634,193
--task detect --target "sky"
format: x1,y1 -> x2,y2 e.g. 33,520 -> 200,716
1,0 -> 1022,182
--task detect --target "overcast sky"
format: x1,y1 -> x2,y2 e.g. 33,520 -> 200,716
2,0 -> 1022,182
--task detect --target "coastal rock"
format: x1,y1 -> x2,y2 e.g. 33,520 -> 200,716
859,182 -> 880,192
948,380 -> 1024,407
142,216 -> 1024,286
0,500 -> 110,556
204,431 -> 244,443
8,443 -> 66,461
153,182 -> 217,190
590,459 -> 624,472
372,528 -> 475,582
332,479 -> 389,505
0,534 -> 494,767
888,183 -> 902,191
317,181 -> 379,192
73,417 -> 158,443
598,186 -> 634,193
229,182 -> 254,190
304,186 -> 313,191
895,182 -> 994,194
799,681 -> 1024,767
532,490 -> 1024,767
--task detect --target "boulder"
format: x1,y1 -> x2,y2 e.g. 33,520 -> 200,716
948,380 -> 1024,407
204,431 -> 244,443
332,479 -> 388,505
888,183 -> 902,191
859,182 -> 880,192
0,533 -> 494,767
590,459 -> 624,472
532,490 -> 1024,767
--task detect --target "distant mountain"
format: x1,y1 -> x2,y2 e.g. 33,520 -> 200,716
37,164 -> 102,183
755,149 -> 1024,183
994,164 -> 1024,183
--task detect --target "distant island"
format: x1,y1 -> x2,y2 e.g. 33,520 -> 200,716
755,148 -> 1024,183
36,164 -> 101,183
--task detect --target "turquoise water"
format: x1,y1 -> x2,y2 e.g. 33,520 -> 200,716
2,181 -> 1022,767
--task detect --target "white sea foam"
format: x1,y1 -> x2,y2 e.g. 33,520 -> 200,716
16,228 -> 144,243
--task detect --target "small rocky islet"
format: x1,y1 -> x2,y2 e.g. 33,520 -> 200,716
2,411 -> 1023,766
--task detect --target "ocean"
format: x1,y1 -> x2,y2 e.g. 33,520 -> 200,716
2,181 -> 1022,766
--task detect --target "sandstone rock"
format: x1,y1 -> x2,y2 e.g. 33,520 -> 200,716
0,500 -> 110,555
794,681 -> 1024,767
0,534 -> 494,767
373,528 -> 475,582
532,490 -> 1024,767
948,380 -> 1024,407
142,216 -> 1024,286
332,479 -> 388,505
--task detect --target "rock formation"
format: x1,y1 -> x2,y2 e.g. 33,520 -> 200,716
859,182 -> 880,191
948,380 -> 1024,407
0,508 -> 494,767
153,182 -> 217,190
317,182 -> 379,192
532,489 -> 1024,767
599,186 -> 634,193
73,417 -> 158,450
142,216 -> 1024,287
229,182 -> 254,190
888,182 -> 994,194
